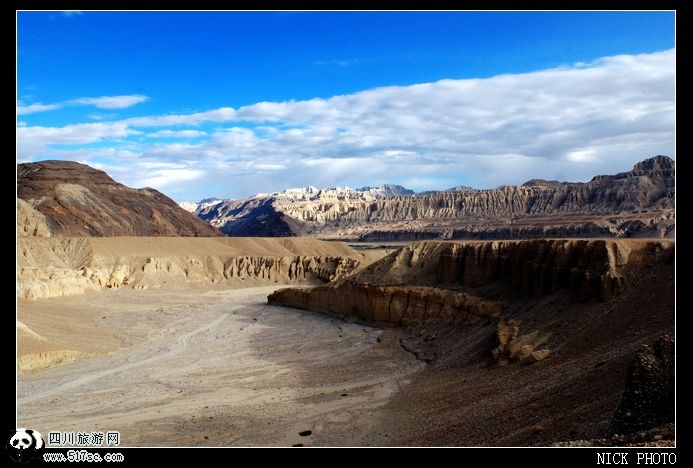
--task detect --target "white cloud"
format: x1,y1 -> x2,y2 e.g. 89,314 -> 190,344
566,149 -> 597,163
18,122 -> 134,145
17,49 -> 675,200
147,129 -> 207,138
133,168 -> 204,190
17,102 -> 61,115
251,163 -> 286,171
62,11 -> 83,17
17,122 -> 138,160
313,58 -> 362,67
123,107 -> 236,127
17,94 -> 149,115
71,94 -> 149,109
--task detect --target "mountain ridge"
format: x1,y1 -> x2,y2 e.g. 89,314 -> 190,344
188,156 -> 675,239
17,160 -> 221,237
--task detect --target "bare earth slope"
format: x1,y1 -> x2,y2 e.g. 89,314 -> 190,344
17,236 -> 383,300
269,239 -> 674,445
18,160 -> 220,237
196,156 -> 675,240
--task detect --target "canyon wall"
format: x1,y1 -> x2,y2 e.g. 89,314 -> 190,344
355,211 -> 675,242
17,237 -> 380,300
268,239 -> 675,326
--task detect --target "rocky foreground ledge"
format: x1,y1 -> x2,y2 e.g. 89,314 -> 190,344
269,238 -> 674,365
268,239 -> 675,444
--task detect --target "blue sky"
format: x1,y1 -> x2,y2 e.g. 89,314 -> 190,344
17,11 -> 675,201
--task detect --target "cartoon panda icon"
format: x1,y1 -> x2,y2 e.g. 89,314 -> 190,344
7,428 -> 44,463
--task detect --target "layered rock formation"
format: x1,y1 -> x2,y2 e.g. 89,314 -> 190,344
269,238 -> 674,378
18,160 -> 220,237
270,283 -> 507,327
17,199 -> 51,237
354,210 -> 675,241
193,156 -> 675,239
17,237 -> 382,300
268,238 -> 674,444
269,239 -> 674,326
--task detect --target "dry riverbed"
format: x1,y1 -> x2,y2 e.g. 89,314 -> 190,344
18,286 -> 424,446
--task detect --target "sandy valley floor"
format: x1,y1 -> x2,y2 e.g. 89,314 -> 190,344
18,286 -> 424,447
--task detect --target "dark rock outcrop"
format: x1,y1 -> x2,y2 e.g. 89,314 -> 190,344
611,335 -> 675,435
270,282 -> 506,327
18,161 -> 221,237
196,198 -> 299,237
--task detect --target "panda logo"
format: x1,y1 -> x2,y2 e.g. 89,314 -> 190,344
7,429 -> 44,463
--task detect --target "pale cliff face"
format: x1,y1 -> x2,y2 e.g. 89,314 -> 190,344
17,237 -> 383,300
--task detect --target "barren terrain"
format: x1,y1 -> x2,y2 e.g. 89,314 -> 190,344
18,286 -> 424,446
16,237 -> 674,446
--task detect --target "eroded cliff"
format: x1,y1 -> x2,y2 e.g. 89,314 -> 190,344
267,238 -> 674,444
197,156 -> 675,239
18,237 -> 382,300
269,239 -> 674,326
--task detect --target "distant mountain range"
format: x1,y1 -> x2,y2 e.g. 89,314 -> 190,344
16,156 -> 675,241
181,155 -> 675,240
179,184 -> 415,213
